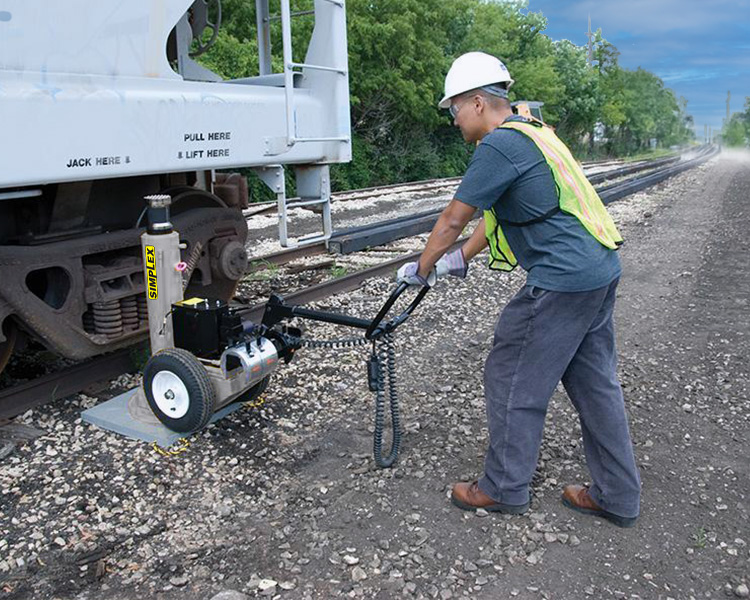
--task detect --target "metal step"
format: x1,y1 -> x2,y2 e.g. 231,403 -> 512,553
253,164 -> 333,248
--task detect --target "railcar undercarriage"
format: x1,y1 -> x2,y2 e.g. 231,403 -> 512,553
0,173 -> 249,366
0,0 -> 352,375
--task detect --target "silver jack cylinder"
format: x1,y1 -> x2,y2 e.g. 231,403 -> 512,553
220,338 -> 279,385
140,194 -> 184,354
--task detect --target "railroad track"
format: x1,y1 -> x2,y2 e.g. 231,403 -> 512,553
241,156 -> 656,218
0,147 -> 716,420
243,176 -> 464,218
245,151 -> 693,271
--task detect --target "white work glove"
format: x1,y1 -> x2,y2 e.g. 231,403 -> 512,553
435,248 -> 468,278
396,261 -> 437,287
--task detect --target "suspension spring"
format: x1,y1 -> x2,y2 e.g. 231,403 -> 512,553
136,294 -> 149,327
92,300 -> 123,338
120,296 -> 140,331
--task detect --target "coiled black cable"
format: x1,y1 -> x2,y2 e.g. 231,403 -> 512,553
275,330 -> 369,349
272,327 -> 402,468
373,332 -> 400,468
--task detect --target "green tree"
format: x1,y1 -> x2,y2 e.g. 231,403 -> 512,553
460,1 -> 562,115
195,0 -> 697,188
722,98 -> 750,147
549,40 -> 599,150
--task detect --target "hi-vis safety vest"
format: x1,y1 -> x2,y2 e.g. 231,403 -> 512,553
484,120 -> 623,271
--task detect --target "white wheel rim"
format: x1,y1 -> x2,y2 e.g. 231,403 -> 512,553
151,370 -> 190,419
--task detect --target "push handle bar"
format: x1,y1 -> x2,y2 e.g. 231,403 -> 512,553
365,282 -> 429,340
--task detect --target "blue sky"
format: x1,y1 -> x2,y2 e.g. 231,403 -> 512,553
523,0 -> 750,138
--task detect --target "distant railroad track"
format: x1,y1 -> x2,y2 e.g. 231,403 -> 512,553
0,147 -> 716,420
244,152 -> 688,271
241,156 -> 673,218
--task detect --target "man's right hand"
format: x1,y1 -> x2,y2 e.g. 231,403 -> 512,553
435,248 -> 468,278
396,262 -> 437,287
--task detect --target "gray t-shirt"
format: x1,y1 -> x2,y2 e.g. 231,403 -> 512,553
455,118 -> 621,292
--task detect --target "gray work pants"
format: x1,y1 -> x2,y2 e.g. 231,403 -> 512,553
477,278 -> 641,518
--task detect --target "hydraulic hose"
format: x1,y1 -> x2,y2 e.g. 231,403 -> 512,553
273,328 -> 402,467
373,332 -> 400,468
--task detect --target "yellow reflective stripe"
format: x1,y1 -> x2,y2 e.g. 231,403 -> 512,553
502,123 -> 593,223
503,123 -> 605,236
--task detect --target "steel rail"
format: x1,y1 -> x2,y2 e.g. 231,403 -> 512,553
238,239 -> 467,324
587,155 -> 679,185
599,146 -> 717,204
0,349 -> 138,420
248,241 -> 328,269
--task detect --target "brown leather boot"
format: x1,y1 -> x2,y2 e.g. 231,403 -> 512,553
451,481 -> 529,514
561,484 -> 637,528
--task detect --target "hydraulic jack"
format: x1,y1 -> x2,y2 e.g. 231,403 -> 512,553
139,194 -> 428,467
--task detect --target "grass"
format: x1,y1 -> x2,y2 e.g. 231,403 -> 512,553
330,264 -> 349,278
243,260 -> 281,282
692,526 -> 708,549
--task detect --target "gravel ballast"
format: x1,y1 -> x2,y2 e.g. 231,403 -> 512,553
1,152 -> 748,600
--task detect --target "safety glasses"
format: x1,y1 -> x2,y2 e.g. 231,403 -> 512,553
449,96 -> 477,118
448,101 -> 464,119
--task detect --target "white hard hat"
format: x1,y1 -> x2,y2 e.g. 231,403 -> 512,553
438,52 -> 514,109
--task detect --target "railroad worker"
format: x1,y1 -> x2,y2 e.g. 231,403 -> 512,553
396,51 -> 641,527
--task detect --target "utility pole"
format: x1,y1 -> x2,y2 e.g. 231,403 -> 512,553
586,14 -> 594,66
704,124 -> 708,143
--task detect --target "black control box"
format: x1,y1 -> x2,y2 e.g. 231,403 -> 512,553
172,298 -> 243,358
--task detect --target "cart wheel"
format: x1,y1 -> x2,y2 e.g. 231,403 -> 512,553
236,375 -> 271,406
143,348 -> 216,433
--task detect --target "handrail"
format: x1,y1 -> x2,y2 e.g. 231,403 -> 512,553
280,0 -> 296,148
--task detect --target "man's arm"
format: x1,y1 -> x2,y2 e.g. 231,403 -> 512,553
417,199 -> 477,278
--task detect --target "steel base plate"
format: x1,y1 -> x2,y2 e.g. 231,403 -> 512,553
81,387 -> 246,448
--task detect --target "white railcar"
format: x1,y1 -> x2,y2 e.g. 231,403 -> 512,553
0,0 -> 352,370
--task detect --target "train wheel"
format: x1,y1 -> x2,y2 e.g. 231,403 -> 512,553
0,321 -> 18,375
143,348 -> 216,433
168,187 -> 227,213
166,187 -> 249,302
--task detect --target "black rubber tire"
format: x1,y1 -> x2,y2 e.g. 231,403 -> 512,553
234,375 -> 271,406
143,348 -> 216,433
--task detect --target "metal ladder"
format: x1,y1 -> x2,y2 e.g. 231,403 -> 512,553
254,0 -> 349,247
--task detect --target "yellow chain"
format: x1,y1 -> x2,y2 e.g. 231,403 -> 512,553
150,393 -> 269,457
244,393 -> 268,409
151,437 -> 190,457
